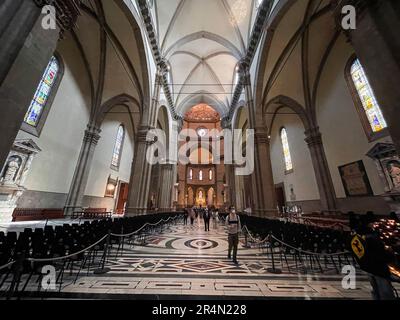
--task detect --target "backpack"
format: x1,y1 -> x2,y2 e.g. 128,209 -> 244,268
350,234 -> 366,260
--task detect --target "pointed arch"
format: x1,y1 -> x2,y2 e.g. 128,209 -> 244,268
264,95 -> 311,136
164,31 -> 243,60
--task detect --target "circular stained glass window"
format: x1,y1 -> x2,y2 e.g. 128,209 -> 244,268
197,127 -> 208,137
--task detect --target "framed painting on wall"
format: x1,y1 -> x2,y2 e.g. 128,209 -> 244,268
339,160 -> 373,197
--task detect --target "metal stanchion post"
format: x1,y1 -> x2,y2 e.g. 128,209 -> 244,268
7,252 -> 25,300
94,230 -> 111,275
267,235 -> 282,274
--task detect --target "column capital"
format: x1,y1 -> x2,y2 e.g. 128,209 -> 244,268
137,125 -> 156,144
221,117 -> 232,129
305,127 -> 323,147
154,71 -> 164,86
175,117 -> 184,132
84,125 -> 101,145
254,127 -> 270,145
157,59 -> 170,76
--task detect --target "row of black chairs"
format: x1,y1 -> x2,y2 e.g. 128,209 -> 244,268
239,215 -> 354,274
0,212 -> 182,298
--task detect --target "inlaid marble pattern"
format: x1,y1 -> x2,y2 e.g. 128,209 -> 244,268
3,219 -> 400,299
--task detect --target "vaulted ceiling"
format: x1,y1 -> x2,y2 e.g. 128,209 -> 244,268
151,0 -> 262,116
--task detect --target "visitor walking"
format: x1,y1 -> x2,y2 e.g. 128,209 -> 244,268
212,208 -> 219,229
203,207 -> 211,232
225,206 -> 241,264
183,208 -> 188,225
189,206 -> 196,226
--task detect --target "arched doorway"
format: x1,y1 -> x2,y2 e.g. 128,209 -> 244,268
207,187 -> 215,206
196,188 -> 206,207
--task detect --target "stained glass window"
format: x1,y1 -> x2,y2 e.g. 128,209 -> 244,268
280,128 -> 293,172
350,59 -> 387,133
197,127 -> 208,137
199,170 -> 203,181
111,125 -> 125,168
24,56 -> 60,127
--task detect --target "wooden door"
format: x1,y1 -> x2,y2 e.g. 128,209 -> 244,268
275,184 -> 286,210
116,183 -> 129,214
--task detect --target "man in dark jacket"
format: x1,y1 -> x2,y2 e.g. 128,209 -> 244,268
183,208 -> 188,226
203,207 -> 211,232
351,216 -> 396,300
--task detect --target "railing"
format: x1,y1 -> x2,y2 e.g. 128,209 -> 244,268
0,213 -> 183,299
239,222 -> 354,275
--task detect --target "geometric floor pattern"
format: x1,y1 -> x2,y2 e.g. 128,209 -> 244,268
3,218 -> 400,299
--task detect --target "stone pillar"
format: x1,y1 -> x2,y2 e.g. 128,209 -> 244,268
335,0 -> 400,153
126,72 -> 162,215
0,0 -> 41,86
305,127 -> 337,212
65,125 -> 101,213
251,127 -> 278,217
159,163 -> 176,212
234,172 -> 244,212
241,66 -> 277,217
126,126 -> 155,215
177,166 -> 186,208
0,2 -> 58,170
226,164 -> 236,207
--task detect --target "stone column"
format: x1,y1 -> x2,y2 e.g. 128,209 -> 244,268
126,126 -> 155,215
0,0 -> 41,86
234,172 -> 244,212
305,127 -> 337,212
65,125 -> 101,213
335,0 -> 400,153
241,66 -> 277,217
126,72 -> 162,215
159,163 -> 176,212
224,164 -> 235,207
251,127 -> 278,217
177,166 -> 186,208
0,2 -> 58,170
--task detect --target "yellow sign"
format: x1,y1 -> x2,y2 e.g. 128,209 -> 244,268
351,235 -> 365,259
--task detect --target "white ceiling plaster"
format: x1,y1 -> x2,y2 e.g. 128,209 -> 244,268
154,0 -> 257,116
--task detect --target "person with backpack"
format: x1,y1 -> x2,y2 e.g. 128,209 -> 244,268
225,206 -> 241,265
350,215 -> 396,300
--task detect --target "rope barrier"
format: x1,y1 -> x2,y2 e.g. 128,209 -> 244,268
110,215 -> 179,237
26,234 -> 109,263
270,235 -> 350,257
0,260 -> 16,271
25,215 -> 182,262
287,217 -> 350,230
240,224 -> 350,257
241,225 -> 270,245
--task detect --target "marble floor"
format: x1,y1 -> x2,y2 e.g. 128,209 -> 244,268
2,218 -> 400,300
